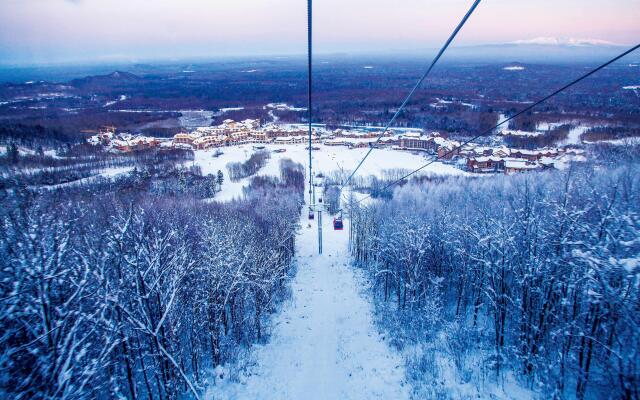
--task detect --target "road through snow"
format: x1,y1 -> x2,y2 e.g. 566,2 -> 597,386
209,208 -> 410,400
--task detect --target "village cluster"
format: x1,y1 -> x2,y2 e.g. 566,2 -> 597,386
89,118 -> 583,175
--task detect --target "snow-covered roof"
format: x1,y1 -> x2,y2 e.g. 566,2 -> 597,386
275,135 -> 307,142
513,148 -> 559,155
500,129 -> 544,137
472,156 -> 504,163
263,124 -> 308,133
335,130 -> 375,138
539,157 -> 557,166
193,135 -> 227,145
325,137 -> 377,145
505,160 -> 538,169
264,103 -> 307,112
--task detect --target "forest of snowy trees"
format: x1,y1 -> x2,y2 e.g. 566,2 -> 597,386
0,159 -> 305,399
350,162 -> 639,399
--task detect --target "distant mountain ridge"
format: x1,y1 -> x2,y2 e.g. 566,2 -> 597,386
70,71 -> 142,87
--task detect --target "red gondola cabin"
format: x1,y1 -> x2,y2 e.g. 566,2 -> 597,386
333,217 -> 344,230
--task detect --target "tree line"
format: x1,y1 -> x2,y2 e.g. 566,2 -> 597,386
0,147 -> 194,190
226,151 -> 270,182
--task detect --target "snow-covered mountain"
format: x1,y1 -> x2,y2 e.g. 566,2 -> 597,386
442,37 -> 630,63
510,37 -> 621,47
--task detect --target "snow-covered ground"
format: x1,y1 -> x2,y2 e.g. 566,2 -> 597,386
194,144 -> 467,202
282,123 -> 423,137
585,137 -> 640,146
193,147 -> 256,201
104,95 -> 127,108
536,121 -> 567,131
265,103 -> 307,112
179,110 -> 214,129
560,125 -> 589,146
501,129 -> 544,137
264,103 -> 307,122
99,165 -> 134,178
430,98 -> 477,110
197,143 -> 466,399
208,205 -> 410,400
107,108 -> 214,129
496,117 -> 593,146
496,114 -> 510,133
216,107 -> 245,115
37,166 -> 134,190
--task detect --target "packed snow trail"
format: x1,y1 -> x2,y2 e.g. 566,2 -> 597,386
209,208 -> 410,400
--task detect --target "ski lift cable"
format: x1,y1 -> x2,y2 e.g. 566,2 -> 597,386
349,43 -> 640,206
339,0 -> 482,191
307,0 -> 315,207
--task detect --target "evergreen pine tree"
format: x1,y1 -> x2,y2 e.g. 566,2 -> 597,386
208,174 -> 217,195
178,170 -> 187,193
216,170 -> 224,191
8,143 -> 19,164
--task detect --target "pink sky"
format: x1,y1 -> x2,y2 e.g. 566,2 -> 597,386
0,0 -> 638,64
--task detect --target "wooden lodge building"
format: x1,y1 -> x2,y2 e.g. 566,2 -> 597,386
467,156 -> 541,174
111,137 -> 161,152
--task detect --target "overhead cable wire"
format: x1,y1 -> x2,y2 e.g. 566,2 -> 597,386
340,0 -> 482,190
307,0 -> 314,206
348,43 -> 640,206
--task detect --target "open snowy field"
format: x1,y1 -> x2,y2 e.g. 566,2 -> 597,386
194,144 -> 467,201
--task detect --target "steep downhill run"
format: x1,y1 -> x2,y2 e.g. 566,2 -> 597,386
209,207 -> 410,400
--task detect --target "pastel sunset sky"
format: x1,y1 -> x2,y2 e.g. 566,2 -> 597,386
1,0 -> 638,64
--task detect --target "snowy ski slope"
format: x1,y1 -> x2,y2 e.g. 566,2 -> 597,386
209,205 -> 410,399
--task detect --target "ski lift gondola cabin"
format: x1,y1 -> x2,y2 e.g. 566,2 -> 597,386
333,217 -> 343,230
308,209 -> 315,220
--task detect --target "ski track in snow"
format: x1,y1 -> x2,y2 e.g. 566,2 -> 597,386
209,211 -> 410,400
560,126 -> 589,146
